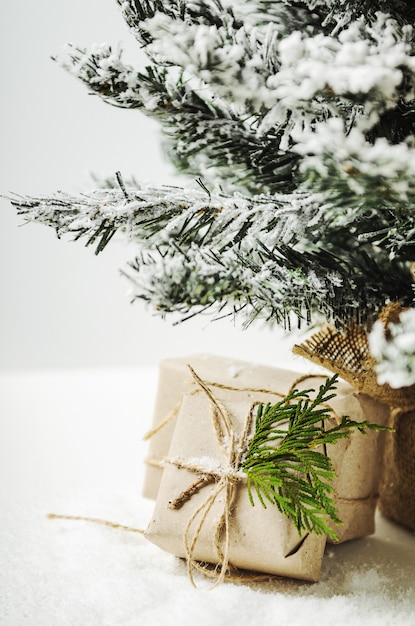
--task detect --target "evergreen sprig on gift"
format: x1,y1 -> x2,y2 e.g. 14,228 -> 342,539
241,375 -> 385,540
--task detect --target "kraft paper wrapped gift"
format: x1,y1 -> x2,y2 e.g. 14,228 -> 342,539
144,355 -> 389,544
143,354 -> 282,500
145,387 -> 327,583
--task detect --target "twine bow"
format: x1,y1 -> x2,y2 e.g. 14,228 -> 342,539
165,366 -> 256,587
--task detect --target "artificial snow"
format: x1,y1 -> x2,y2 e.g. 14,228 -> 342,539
1,366 -> 414,626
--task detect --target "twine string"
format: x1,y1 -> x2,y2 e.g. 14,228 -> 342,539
143,404 -> 181,441
47,513 -> 145,534
169,365 -> 256,587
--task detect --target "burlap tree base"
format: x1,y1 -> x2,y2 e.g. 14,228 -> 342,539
293,316 -> 415,532
380,411 -> 415,531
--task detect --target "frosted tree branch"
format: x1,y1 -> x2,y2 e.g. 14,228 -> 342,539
10,0 -> 415,385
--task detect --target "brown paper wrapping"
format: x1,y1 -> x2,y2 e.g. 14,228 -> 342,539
144,355 -> 389,545
323,392 -> 389,542
145,390 -> 327,582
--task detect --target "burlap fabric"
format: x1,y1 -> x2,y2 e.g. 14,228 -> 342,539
293,307 -> 415,531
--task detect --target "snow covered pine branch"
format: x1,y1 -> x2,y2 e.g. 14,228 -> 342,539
11,0 -> 415,386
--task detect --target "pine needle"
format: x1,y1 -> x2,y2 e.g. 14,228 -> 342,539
240,375 -> 388,540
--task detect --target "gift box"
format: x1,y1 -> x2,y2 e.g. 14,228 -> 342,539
322,391 -> 389,542
144,355 -> 389,545
145,383 -> 327,583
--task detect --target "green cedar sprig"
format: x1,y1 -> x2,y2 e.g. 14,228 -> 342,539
241,375 -> 388,540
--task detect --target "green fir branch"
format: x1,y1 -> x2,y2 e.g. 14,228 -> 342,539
308,0 -> 415,28
241,375 -> 388,540
10,182 -> 415,328
55,43 -> 298,194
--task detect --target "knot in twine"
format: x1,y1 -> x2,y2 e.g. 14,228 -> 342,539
164,366 -> 256,587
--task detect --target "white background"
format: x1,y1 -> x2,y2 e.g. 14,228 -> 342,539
0,0 -> 296,370
1,7 -> 414,624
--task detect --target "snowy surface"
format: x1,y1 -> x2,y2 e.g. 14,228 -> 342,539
1,366 -> 414,626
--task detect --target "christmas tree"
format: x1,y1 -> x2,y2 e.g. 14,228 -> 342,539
9,0 -> 415,556
10,0 -> 415,389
